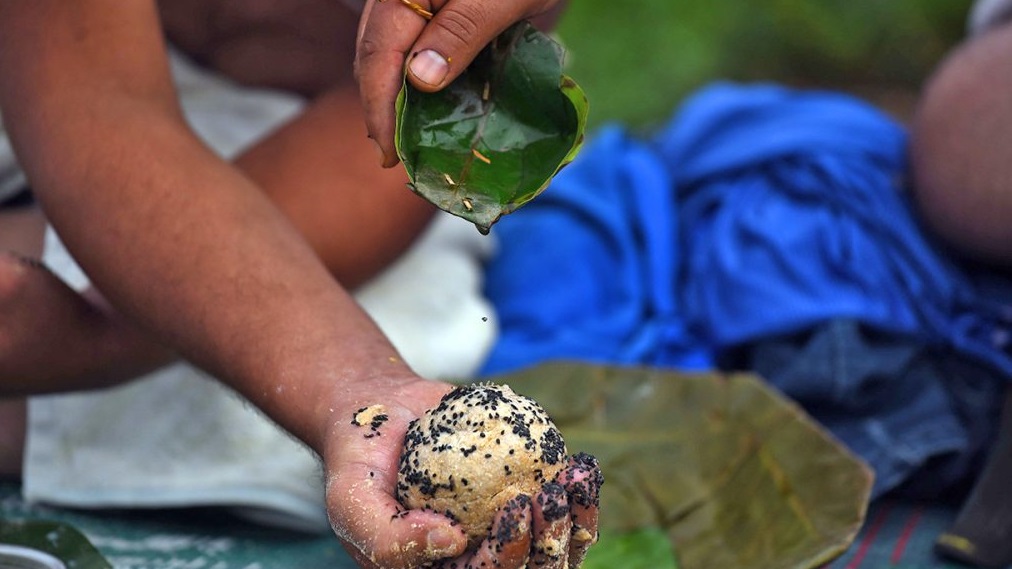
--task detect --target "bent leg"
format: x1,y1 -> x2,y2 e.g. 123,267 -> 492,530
0,208 -> 173,397
0,206 -> 173,477
0,252 -> 174,395
0,84 -> 433,396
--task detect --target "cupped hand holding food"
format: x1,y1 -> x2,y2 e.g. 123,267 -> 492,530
355,0 -> 565,168
436,454 -> 603,569
323,377 -> 465,568
323,380 -> 602,569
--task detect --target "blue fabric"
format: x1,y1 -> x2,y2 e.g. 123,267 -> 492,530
481,82 -> 1012,496
482,125 -> 713,372
739,319 -> 1003,497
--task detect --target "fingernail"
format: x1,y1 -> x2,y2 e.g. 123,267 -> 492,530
426,527 -> 458,554
409,49 -> 449,86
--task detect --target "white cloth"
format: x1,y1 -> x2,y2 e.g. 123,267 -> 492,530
0,120 -> 27,204
23,49 -> 498,533
969,0 -> 1012,34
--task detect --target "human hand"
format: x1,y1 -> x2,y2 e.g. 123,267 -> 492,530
354,0 -> 566,168
437,453 -> 603,569
323,378 -> 602,568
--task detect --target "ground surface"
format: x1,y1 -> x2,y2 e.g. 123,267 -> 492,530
0,481 -> 353,569
0,480 -> 983,569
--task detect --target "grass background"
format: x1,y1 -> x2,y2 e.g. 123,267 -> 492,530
553,1 -> 973,130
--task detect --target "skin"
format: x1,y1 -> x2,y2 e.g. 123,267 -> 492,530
910,19 -> 1012,267
355,0 -> 566,167
0,1 -> 599,567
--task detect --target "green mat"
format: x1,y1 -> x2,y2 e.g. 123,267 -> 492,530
0,481 -> 355,569
0,481 -> 975,569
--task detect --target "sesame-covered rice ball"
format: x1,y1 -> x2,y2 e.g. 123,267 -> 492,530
396,383 -> 568,549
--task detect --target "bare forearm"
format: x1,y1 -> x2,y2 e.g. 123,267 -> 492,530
25,104 -> 400,444
235,86 -> 436,290
0,1 -> 412,451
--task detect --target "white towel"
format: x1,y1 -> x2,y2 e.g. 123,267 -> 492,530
22,49 -> 498,533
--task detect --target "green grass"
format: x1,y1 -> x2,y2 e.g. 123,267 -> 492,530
554,0 -> 972,129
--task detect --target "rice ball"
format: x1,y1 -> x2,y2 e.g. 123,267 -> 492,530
396,383 -> 568,549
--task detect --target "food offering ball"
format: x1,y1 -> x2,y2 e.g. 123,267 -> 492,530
396,382 -> 568,549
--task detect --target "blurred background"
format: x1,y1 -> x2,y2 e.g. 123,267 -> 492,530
554,1 -> 972,130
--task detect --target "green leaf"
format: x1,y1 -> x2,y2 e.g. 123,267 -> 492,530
395,21 -> 589,234
491,362 -> 874,569
583,528 -> 680,569
0,519 -> 113,568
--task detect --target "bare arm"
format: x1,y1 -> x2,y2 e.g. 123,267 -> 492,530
910,19 -> 1012,266
0,2 -> 467,566
0,1 -> 407,441
0,5 -> 600,566
236,86 -> 436,290
0,65 -> 437,397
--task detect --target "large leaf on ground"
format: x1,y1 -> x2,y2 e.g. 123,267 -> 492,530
395,21 -> 588,234
494,362 -> 874,569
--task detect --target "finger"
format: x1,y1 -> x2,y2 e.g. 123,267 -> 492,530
405,0 -> 555,92
341,541 -> 381,569
355,0 -> 432,167
531,482 -> 572,569
328,465 -> 468,568
437,494 -> 533,569
558,453 -> 604,568
327,401 -> 467,568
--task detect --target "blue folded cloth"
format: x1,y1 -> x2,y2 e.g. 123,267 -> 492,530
481,82 -> 1012,496
482,120 -> 712,373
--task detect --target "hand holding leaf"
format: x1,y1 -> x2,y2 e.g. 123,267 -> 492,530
395,21 -> 588,233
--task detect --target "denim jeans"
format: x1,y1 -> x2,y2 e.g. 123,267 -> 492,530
730,319 -> 1005,499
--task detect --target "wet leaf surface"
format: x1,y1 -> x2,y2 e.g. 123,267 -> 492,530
0,519 -> 113,568
395,21 -> 588,233
495,362 -> 874,569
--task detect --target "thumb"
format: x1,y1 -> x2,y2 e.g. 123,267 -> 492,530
405,0 -> 536,91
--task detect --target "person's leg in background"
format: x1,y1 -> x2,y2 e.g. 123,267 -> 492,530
910,19 -> 1012,568
0,198 -> 174,478
0,201 -> 173,398
0,201 -> 43,479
